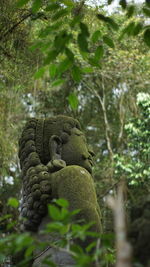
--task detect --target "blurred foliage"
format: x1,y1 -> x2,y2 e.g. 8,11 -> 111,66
0,0 -> 150,265
0,199 -> 115,267
114,93 -> 150,203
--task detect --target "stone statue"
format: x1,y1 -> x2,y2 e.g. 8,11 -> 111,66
19,115 -> 101,266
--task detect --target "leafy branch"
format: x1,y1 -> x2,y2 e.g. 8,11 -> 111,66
0,11 -> 32,42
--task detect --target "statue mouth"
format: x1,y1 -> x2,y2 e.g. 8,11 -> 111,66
88,159 -> 93,166
83,158 -> 94,173
82,154 -> 94,170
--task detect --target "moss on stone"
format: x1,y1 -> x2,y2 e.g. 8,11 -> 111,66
19,115 -> 101,234
51,165 -> 102,233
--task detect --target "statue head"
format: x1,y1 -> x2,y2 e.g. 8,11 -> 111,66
19,115 -> 94,231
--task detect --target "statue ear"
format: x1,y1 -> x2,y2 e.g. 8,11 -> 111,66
49,135 -> 62,160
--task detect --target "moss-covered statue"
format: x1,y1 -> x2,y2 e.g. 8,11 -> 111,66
19,115 -> 101,260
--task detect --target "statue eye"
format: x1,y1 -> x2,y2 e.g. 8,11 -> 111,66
61,132 -> 69,144
76,122 -> 81,130
63,123 -> 72,135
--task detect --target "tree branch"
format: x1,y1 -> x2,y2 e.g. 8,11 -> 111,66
0,12 -> 32,42
82,79 -> 114,162
107,182 -> 132,267
118,89 -> 125,146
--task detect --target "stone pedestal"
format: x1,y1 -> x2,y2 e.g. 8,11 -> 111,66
32,216 -> 75,267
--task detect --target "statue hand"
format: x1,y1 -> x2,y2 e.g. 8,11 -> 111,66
47,159 -> 66,172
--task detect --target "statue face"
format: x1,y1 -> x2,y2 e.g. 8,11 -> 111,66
61,127 -> 94,173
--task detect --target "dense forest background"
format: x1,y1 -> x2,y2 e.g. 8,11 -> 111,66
0,0 -> 150,266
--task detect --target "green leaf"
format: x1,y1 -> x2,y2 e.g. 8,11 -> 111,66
57,58 -> 72,74
80,22 -> 90,37
108,0 -> 114,4
70,209 -> 81,216
7,221 -> 17,230
0,214 -> 12,222
71,65 -> 82,82
97,14 -> 118,31
54,198 -> 69,208
97,13 -> 108,22
94,45 -> 104,62
91,30 -> 101,43
119,22 -> 135,39
29,41 -> 42,51
119,0 -> 127,9
61,0 -> 75,8
45,3 -> 60,11
146,0 -> 150,6
42,258 -> 57,267
65,47 -> 74,62
52,8 -> 69,21
48,205 -> 61,220
79,50 -> 88,60
49,64 -> 57,79
70,244 -> 83,254
16,0 -> 30,7
126,5 -> 135,18
39,26 -> 53,38
70,14 -> 82,28
51,79 -> 65,87
32,0 -> 42,13
77,22 -> 90,52
88,57 -> 101,67
54,32 -> 72,52
125,21 -> 135,36
86,241 -> 97,252
68,93 -> 79,110
46,221 -> 64,232
44,50 -> 58,64
143,7 -> 150,16
82,67 -> 93,73
106,17 -> 119,31
15,233 -> 33,249
7,197 -> 19,208
34,67 -> 46,79
143,28 -> 150,47
133,22 -> 143,36
25,245 -> 35,258
39,22 -> 62,38
103,35 -> 115,48
40,42 -> 50,52
77,33 -> 89,52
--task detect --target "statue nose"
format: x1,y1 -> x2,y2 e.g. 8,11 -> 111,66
88,147 -> 95,157
82,152 -> 90,160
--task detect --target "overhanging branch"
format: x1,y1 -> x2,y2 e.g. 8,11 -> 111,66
0,12 -> 32,42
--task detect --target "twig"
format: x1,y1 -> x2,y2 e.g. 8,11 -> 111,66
82,79 -> 114,162
0,12 -> 32,42
72,0 -> 85,16
34,243 -> 76,261
118,88 -> 125,146
0,45 -> 14,60
99,181 -> 120,199
95,238 -> 101,267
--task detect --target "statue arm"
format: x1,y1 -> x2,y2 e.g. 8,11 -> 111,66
51,165 -> 102,233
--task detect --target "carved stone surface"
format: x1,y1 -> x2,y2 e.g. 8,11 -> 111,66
32,215 -> 75,267
19,115 -> 101,266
